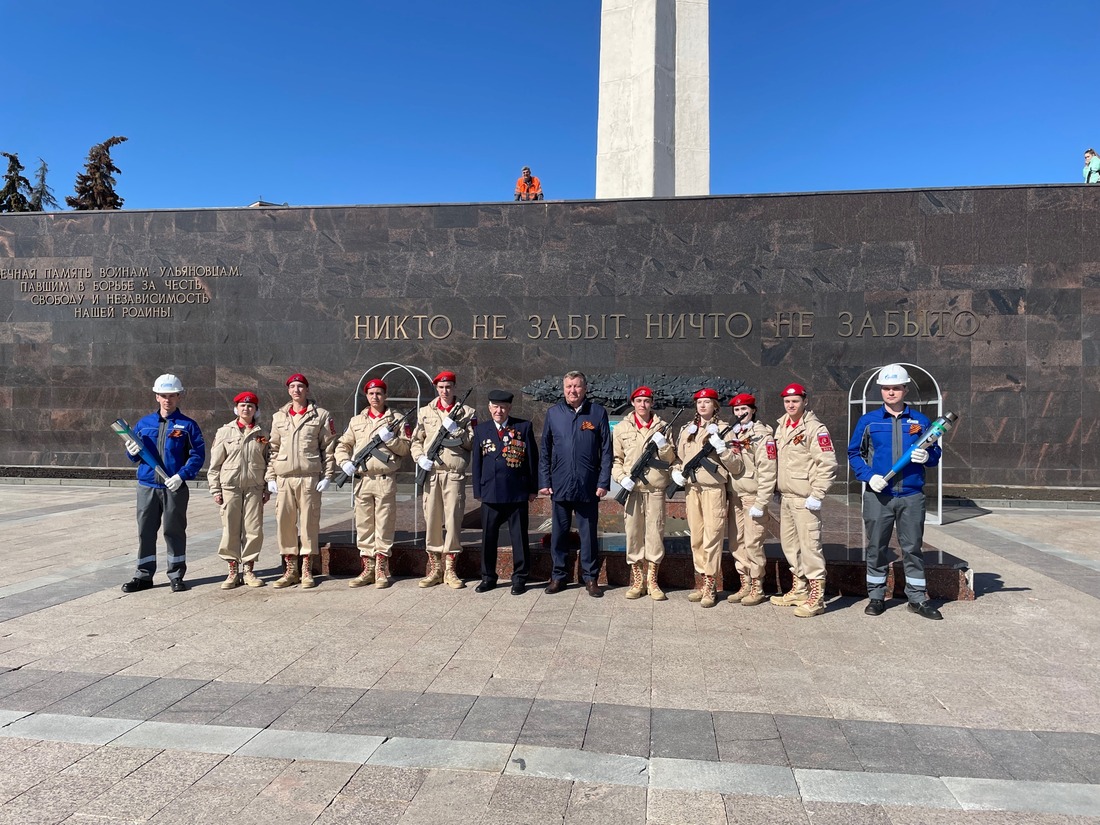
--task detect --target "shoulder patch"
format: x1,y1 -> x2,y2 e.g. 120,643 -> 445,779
328,418 -> 336,435
766,439 -> 777,460
817,433 -> 833,452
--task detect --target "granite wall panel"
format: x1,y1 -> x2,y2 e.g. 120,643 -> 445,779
2,184 -> 1099,494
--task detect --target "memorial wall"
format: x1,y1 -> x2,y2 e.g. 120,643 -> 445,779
2,185 -> 1098,497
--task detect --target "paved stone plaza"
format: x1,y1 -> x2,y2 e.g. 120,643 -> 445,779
1,482 -> 1098,823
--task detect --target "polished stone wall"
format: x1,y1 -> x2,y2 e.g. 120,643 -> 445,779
2,185 -> 1098,494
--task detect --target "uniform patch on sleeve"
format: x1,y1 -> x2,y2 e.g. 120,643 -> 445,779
328,418 -> 336,435
817,433 -> 833,452
766,439 -> 777,460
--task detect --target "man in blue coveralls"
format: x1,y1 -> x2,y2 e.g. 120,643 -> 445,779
121,373 -> 206,593
847,364 -> 943,620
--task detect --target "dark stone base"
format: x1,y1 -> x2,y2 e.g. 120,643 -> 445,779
319,530 -> 973,601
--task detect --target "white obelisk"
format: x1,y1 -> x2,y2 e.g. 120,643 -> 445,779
596,0 -> 710,198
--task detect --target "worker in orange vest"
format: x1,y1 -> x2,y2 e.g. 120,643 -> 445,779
514,166 -> 543,201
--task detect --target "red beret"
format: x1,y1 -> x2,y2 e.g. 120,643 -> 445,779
363,378 -> 387,393
631,386 -> 653,400
433,371 -> 457,384
234,391 -> 259,407
781,383 -> 807,398
729,393 -> 756,408
286,373 -> 309,387
693,388 -> 720,401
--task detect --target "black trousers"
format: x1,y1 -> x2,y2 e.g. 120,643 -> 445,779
481,501 -> 530,582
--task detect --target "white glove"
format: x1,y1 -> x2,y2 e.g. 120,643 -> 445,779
267,480 -> 278,495
910,448 -> 929,464
417,455 -> 435,472
708,434 -> 727,454
341,461 -> 357,477
316,478 -> 331,493
869,474 -> 888,493
619,477 -> 636,492
706,422 -> 719,435
804,496 -> 822,511
378,426 -> 394,442
125,439 -> 142,457
652,431 -> 668,449
671,469 -> 686,487
683,423 -> 697,436
749,506 -> 765,519
164,474 -> 183,492
441,416 -> 459,434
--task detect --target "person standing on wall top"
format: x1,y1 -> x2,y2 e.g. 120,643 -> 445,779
540,370 -> 613,597
411,371 -> 476,589
724,393 -> 777,607
266,373 -> 337,589
847,364 -> 944,620
335,378 -> 411,590
771,383 -> 836,618
208,391 -> 270,589
1085,148 -> 1100,183
121,373 -> 206,593
514,166 -> 543,201
471,389 -> 540,595
612,385 -> 676,600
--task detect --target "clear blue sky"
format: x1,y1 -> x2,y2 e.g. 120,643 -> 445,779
6,0 -> 1096,210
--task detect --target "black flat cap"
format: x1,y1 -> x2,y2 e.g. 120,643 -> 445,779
488,389 -> 514,403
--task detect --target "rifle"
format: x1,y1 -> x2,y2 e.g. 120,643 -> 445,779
415,387 -> 475,488
334,408 -> 412,488
880,412 -> 958,484
614,408 -> 683,506
666,421 -> 736,498
111,418 -> 170,483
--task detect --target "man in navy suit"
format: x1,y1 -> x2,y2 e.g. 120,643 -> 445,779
471,389 -> 540,595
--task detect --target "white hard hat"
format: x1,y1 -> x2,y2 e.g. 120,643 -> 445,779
876,364 -> 911,386
152,374 -> 185,394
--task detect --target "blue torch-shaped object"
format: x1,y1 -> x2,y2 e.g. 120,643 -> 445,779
881,411 -> 959,483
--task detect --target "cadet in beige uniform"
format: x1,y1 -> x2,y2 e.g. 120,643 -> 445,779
208,391 -> 270,589
335,378 -> 411,589
725,393 -> 777,607
771,383 -> 837,617
612,385 -> 676,601
411,370 -> 475,589
265,373 -> 337,589
671,388 -> 743,608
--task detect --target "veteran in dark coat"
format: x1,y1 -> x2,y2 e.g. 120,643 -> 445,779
471,390 -> 540,595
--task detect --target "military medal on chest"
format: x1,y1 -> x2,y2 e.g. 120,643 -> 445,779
501,428 -> 526,467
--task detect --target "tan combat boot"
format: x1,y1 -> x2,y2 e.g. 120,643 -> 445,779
419,552 -> 444,588
770,577 -> 808,606
272,554 -> 300,589
646,561 -> 667,601
625,563 -> 646,600
740,578 -> 767,606
300,554 -> 317,589
793,578 -> 826,617
374,554 -> 392,588
687,575 -> 704,602
443,553 -> 466,589
700,575 -> 718,608
220,560 -> 240,590
726,575 -> 752,603
348,555 -> 375,588
242,561 -> 265,587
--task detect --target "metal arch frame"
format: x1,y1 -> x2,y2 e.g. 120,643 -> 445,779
846,363 -> 946,525
349,362 -> 435,547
